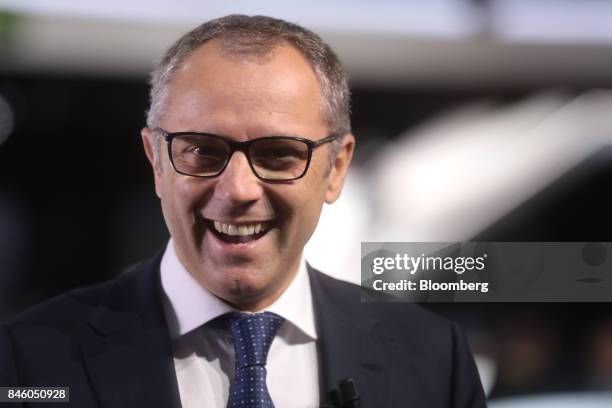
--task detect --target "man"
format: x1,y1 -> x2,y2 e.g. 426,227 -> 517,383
0,15 -> 486,408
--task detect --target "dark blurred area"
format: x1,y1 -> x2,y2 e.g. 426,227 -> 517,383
0,75 -> 166,312
1,1 -> 612,404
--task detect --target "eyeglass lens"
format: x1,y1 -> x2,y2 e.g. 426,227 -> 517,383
170,135 -> 310,180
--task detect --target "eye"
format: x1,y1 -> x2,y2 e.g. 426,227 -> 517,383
266,146 -> 302,159
170,135 -> 230,174
251,144 -> 306,170
189,146 -> 227,157
252,139 -> 308,158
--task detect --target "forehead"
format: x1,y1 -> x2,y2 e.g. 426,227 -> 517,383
163,39 -> 325,137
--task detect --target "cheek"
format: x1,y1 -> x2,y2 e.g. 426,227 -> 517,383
300,167 -> 331,230
276,177 -> 328,241
302,163 -> 330,205
159,174 -> 206,228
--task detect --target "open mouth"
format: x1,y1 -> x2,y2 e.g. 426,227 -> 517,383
206,219 -> 274,244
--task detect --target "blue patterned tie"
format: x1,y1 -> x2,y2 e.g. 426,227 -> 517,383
227,312 -> 285,408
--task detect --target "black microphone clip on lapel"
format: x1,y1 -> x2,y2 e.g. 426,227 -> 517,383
321,377 -> 361,408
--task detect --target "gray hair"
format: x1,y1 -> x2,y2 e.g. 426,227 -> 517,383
145,14 -> 351,168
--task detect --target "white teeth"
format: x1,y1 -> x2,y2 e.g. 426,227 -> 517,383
212,221 -> 269,236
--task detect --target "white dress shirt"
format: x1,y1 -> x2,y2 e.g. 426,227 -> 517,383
160,240 -> 320,408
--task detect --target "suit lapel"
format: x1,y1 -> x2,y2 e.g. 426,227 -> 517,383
81,257 -> 182,408
78,258 -> 393,407
309,266 -> 395,408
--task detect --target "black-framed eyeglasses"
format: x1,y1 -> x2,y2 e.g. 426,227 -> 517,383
154,128 -> 340,181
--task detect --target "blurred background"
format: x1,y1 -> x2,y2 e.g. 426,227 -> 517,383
0,0 -> 611,405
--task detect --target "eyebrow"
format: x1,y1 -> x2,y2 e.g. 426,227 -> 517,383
247,125 -> 305,139
204,128 -> 306,139
156,122 -> 312,139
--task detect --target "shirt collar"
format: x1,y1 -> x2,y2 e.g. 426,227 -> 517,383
160,239 -> 317,341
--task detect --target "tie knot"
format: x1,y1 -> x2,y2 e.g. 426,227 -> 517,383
229,312 -> 284,369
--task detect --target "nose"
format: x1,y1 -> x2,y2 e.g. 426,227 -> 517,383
213,151 -> 264,205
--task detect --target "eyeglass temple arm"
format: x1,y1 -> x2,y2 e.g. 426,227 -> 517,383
313,133 -> 341,147
152,128 -> 171,141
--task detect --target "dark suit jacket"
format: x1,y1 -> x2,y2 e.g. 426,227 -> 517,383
0,254 -> 486,407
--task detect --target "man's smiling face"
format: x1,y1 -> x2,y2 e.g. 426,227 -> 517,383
142,40 -> 354,311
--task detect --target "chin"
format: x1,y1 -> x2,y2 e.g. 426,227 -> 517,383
221,283 -> 273,311
215,269 -> 270,297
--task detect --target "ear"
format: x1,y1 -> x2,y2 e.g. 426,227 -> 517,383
141,127 -> 163,199
325,133 -> 355,204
